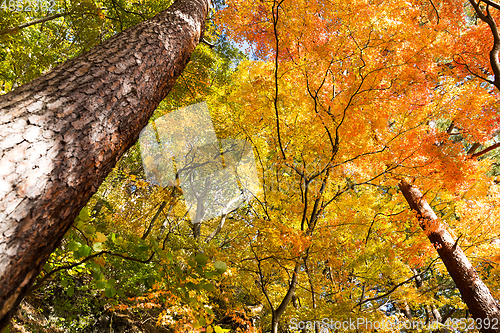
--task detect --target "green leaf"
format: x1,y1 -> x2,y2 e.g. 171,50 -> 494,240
186,282 -> 198,290
214,261 -> 227,273
114,236 -> 123,245
94,272 -> 105,280
74,220 -> 84,230
75,244 -> 92,259
105,287 -> 116,297
73,251 -> 82,260
77,208 -> 90,222
198,316 -> 207,326
89,261 -> 100,271
106,278 -> 116,287
80,245 -> 92,257
146,276 -> 156,288
96,280 -> 106,289
92,242 -> 103,251
205,271 -> 214,278
203,283 -> 215,292
137,244 -> 149,252
84,225 -> 96,235
194,253 -> 209,266
67,286 -> 74,297
188,259 -> 197,268
68,240 -> 81,251
61,279 -> 68,288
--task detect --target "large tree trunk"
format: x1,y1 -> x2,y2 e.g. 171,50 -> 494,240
399,180 -> 500,333
0,0 -> 210,328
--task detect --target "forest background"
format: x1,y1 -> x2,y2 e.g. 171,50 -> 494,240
1,0 -> 500,332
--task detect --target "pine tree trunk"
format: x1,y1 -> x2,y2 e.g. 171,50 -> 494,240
399,180 -> 500,333
0,0 -> 210,328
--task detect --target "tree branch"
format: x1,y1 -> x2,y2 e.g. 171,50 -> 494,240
469,0 -> 500,89
479,0 -> 500,11
429,0 -> 440,24
471,141 -> 500,158
30,250 -> 154,292
0,12 -> 66,36
467,142 -> 482,155
205,195 -> 242,243
142,201 -> 168,240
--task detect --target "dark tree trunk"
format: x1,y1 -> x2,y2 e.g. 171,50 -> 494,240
270,264 -> 300,333
399,180 -> 500,333
0,0 -> 210,328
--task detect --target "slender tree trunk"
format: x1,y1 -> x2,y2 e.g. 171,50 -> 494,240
399,180 -> 500,333
0,0 -> 210,328
271,318 -> 279,333
401,301 -> 413,319
142,201 -> 168,240
270,263 -> 300,333
304,257 -> 320,333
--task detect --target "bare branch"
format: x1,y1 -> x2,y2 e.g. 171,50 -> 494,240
429,0 -> 440,24
272,0 -> 287,160
467,142 -> 482,155
30,250 -> 154,292
0,12 -> 66,36
205,194 -> 242,243
471,141 -> 500,158
468,0 -> 500,89
142,201 -> 168,240
479,0 -> 500,11
201,38 -> 214,48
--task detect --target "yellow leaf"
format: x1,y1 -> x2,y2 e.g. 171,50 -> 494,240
95,232 -> 107,243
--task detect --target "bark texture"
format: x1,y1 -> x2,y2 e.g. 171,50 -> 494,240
399,180 -> 500,333
0,0 -> 210,328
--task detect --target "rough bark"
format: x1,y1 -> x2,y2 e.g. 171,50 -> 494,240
399,180 -> 500,333
0,0 -> 210,328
